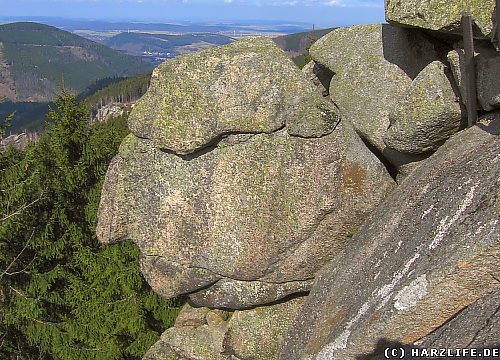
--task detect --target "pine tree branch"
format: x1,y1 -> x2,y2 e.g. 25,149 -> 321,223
0,230 -> 35,279
1,195 -> 43,222
2,252 -> 36,277
8,286 -> 24,297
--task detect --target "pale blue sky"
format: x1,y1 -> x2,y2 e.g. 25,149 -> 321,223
1,0 -> 386,27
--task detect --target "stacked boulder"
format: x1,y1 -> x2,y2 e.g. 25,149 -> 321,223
97,37 -> 395,359
96,1 -> 499,359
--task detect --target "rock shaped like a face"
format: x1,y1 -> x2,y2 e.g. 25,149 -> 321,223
384,61 -> 464,154
385,0 -> 495,39
97,38 -> 395,309
128,37 -> 338,155
310,24 -> 439,167
278,119 -> 500,360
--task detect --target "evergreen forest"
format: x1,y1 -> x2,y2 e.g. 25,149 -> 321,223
0,93 -> 181,359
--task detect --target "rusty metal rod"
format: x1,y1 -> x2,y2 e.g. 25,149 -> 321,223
497,0 -> 500,49
462,14 -> 478,127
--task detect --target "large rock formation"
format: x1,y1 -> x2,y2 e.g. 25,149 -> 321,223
309,24 -> 440,167
95,2 -> 499,359
97,37 -> 395,310
384,60 -> 464,154
278,119 -> 499,360
385,0 -> 496,39
128,37 -> 337,155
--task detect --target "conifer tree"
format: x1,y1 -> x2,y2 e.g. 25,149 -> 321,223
0,92 -> 180,359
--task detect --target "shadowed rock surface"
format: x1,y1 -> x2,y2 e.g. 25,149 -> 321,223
418,289 -> 500,349
278,120 -> 499,360
309,24 -> 439,167
384,60 -> 464,154
301,61 -> 333,98
385,0 -> 496,39
448,45 -> 500,112
97,38 -> 395,309
368,289 -> 500,360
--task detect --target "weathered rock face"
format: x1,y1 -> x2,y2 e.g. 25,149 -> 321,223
224,297 -> 305,359
385,0 -> 496,38
128,37 -> 338,155
145,299 -> 304,360
418,289 -> 500,349
98,119 -> 394,309
144,304 -> 229,360
448,45 -> 500,112
278,120 -> 499,360
384,61 -> 464,154
309,24 -> 439,166
369,289 -> 500,360
97,38 -> 395,309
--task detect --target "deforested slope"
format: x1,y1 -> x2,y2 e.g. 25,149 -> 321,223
0,22 -> 152,102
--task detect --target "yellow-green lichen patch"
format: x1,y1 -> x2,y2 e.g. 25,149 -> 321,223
386,0 -> 495,37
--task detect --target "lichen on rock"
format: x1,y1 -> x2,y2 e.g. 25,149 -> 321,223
309,24 -> 440,167
384,60 -> 464,154
97,37 -> 395,310
278,118 -> 500,360
128,37 -> 340,155
385,0 -> 496,38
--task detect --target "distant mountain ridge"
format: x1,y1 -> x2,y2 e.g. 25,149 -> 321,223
0,22 -> 152,102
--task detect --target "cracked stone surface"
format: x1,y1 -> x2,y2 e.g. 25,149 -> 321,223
418,289 -> 500,349
448,45 -> 500,112
278,119 -> 499,360
97,37 -> 395,309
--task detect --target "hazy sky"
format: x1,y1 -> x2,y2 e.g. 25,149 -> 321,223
1,0 -> 386,27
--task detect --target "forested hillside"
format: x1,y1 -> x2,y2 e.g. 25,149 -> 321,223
0,94 -> 181,359
0,22 -> 152,102
83,72 -> 152,110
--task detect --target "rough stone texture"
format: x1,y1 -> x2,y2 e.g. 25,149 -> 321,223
224,297 -> 305,360
189,278 -> 313,309
368,289 -> 500,360
418,289 -> 500,349
128,37 -> 339,155
385,0 -> 496,38
97,115 -> 395,309
144,299 -> 305,360
384,61 -> 464,154
301,61 -> 333,97
98,37 -> 402,309
310,24 -> 439,166
278,120 -> 499,360
447,44 -> 500,112
395,160 -> 424,184
144,305 -> 230,360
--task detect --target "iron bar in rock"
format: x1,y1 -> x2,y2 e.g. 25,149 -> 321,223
462,14 -> 478,127
497,0 -> 500,50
